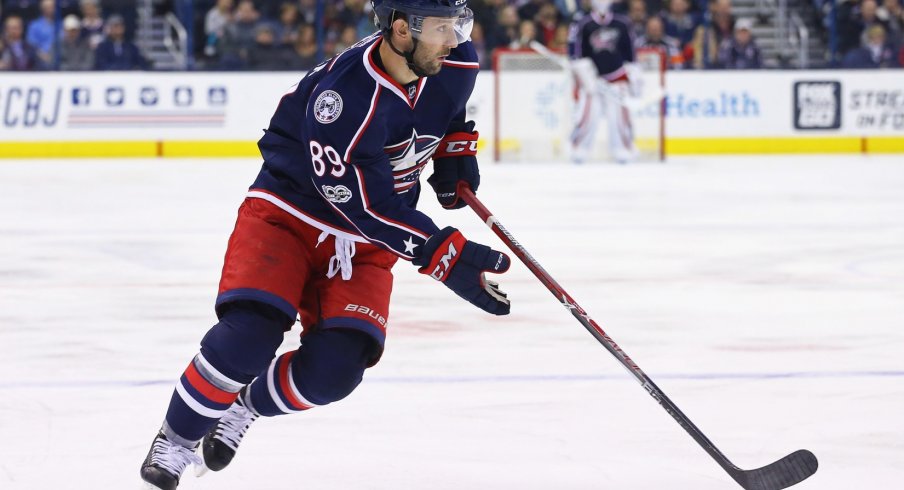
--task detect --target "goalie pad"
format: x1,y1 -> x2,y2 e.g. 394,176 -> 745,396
571,58 -> 598,94
623,62 -> 644,98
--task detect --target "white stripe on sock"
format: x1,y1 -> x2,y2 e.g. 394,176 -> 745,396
287,362 -> 319,408
175,381 -> 227,419
195,353 -> 244,392
266,358 -> 301,414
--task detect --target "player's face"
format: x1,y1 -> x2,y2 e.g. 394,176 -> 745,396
407,12 -> 473,76
411,36 -> 455,76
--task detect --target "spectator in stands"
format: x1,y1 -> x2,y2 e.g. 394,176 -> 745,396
489,4 -> 519,51
518,0 -> 548,24
26,0 -> 60,67
273,2 -> 300,46
878,0 -> 903,44
470,0 -> 500,43
860,0 -> 892,40
513,18 -> 538,48
297,0 -> 316,25
663,0 -> 700,48
718,17 -> 761,68
79,0 -> 104,49
336,0 -> 373,41
636,15 -> 685,68
93,14 -> 149,70
839,0 -> 890,55
333,24 -> 357,53
549,23 -> 569,52
248,23 -> 293,70
691,0 -> 734,68
0,15 -> 38,70
219,0 -> 260,69
535,3 -> 560,47
628,0 -> 648,40
58,13 -> 93,69
289,22 -> 317,70
204,0 -> 233,57
842,24 -> 900,67
470,20 -> 490,67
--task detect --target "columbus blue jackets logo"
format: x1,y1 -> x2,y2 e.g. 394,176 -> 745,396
385,129 -> 441,194
314,90 -> 343,124
590,28 -> 619,53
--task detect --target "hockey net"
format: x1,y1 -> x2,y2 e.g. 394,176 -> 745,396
492,46 -> 666,163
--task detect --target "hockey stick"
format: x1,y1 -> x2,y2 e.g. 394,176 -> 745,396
458,183 -> 818,490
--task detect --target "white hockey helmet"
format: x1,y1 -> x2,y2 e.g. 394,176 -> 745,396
592,0 -> 612,13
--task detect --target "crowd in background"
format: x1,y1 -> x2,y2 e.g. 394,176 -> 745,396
834,0 -> 903,67
1,0 -> 902,71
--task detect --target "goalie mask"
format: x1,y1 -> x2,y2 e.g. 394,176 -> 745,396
591,0 -> 612,13
372,0 -> 474,46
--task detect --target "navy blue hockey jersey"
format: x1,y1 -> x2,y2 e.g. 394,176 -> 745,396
250,33 -> 479,261
568,11 -> 635,81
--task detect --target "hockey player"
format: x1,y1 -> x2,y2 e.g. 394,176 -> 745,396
139,0 -> 511,488
567,0 -> 639,163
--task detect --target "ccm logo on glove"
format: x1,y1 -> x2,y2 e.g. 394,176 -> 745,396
442,140 -> 478,154
414,227 -> 512,315
428,240 -> 459,280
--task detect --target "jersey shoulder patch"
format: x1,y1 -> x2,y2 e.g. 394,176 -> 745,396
313,90 -> 343,124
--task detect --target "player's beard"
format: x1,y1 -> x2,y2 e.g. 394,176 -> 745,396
411,43 -> 450,77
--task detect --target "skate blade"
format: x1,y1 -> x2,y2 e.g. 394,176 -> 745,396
195,447 -> 210,477
195,464 -> 210,477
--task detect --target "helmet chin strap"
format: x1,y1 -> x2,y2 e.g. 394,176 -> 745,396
385,34 -> 430,78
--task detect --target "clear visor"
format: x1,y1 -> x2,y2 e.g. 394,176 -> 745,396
410,8 -> 474,46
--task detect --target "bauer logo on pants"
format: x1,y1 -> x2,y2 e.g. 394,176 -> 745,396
344,304 -> 386,326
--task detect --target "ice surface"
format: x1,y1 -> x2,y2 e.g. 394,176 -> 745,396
1,155 -> 902,489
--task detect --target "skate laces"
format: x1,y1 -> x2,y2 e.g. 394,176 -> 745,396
150,437 -> 202,477
214,402 -> 259,451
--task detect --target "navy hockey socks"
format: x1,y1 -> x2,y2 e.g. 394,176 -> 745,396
243,328 -> 376,416
162,302 -> 290,445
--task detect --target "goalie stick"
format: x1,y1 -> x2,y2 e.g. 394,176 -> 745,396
458,183 -> 818,489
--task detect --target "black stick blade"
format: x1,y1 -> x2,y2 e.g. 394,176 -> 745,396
734,450 -> 819,490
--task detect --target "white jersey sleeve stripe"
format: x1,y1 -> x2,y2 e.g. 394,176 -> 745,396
344,84 -> 381,164
353,165 -> 429,240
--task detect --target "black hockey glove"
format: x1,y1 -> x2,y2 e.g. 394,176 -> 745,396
428,120 -> 480,210
413,227 -> 511,315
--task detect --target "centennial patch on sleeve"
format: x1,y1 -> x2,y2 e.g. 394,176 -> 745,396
313,90 -> 343,124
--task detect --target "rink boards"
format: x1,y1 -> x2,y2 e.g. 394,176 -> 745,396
0,69 -> 902,158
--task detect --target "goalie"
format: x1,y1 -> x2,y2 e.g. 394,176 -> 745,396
567,0 -> 640,163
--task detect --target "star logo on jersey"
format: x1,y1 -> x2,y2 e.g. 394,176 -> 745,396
590,28 -> 619,53
403,236 -> 418,255
385,129 -> 441,194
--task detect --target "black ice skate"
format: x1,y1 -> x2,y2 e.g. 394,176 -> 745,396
198,394 -> 259,475
140,430 -> 201,490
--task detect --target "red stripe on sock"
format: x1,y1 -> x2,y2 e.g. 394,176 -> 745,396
277,352 -> 312,410
184,362 -> 239,405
